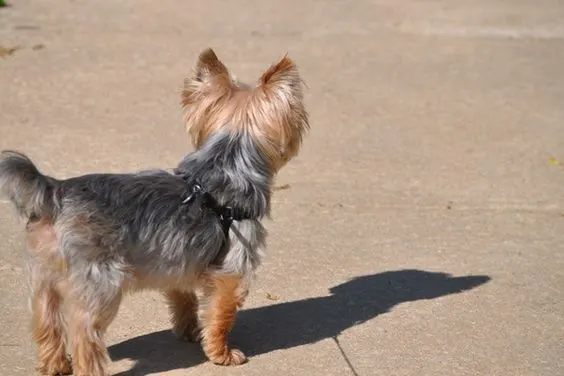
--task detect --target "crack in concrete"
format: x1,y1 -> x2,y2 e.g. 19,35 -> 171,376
332,336 -> 360,376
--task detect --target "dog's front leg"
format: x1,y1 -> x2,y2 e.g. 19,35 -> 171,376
165,289 -> 200,342
200,273 -> 247,366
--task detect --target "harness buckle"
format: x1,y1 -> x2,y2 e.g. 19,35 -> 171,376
182,183 -> 203,204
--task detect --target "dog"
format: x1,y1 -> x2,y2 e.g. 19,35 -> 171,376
0,48 -> 309,376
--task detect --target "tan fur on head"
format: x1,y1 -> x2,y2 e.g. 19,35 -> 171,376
182,48 -> 309,170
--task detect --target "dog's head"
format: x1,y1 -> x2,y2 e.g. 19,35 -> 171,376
181,48 -> 309,171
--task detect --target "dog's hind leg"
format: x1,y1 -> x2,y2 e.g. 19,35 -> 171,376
199,274 -> 247,366
68,290 -> 121,376
165,289 -> 200,342
32,281 -> 72,375
64,257 -> 125,376
26,219 -> 72,375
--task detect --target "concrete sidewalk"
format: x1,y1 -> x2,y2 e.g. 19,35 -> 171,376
1,0 -> 563,375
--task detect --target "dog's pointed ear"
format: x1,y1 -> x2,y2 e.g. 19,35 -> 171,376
259,55 -> 303,100
194,48 -> 230,83
253,55 -> 309,168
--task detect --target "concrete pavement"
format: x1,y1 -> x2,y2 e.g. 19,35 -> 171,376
1,0 -> 563,375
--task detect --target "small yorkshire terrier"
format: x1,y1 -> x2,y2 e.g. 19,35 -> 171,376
0,48 -> 308,376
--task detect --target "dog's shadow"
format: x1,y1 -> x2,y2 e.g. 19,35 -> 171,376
109,269 -> 490,375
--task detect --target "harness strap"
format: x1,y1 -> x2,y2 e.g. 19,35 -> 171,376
182,182 -> 250,266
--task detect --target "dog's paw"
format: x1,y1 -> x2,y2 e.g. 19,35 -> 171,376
211,348 -> 247,366
37,355 -> 72,375
172,327 -> 200,343
172,326 -> 201,343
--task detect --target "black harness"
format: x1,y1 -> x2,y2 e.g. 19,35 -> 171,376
181,181 -> 250,265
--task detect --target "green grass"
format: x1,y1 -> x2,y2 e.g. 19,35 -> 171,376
0,0 -> 7,7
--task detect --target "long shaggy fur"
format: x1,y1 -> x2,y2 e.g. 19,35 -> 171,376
0,49 -> 308,376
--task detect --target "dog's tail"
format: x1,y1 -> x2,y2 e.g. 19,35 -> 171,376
0,151 -> 58,219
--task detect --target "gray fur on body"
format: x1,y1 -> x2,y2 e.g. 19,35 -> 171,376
0,130 -> 270,303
